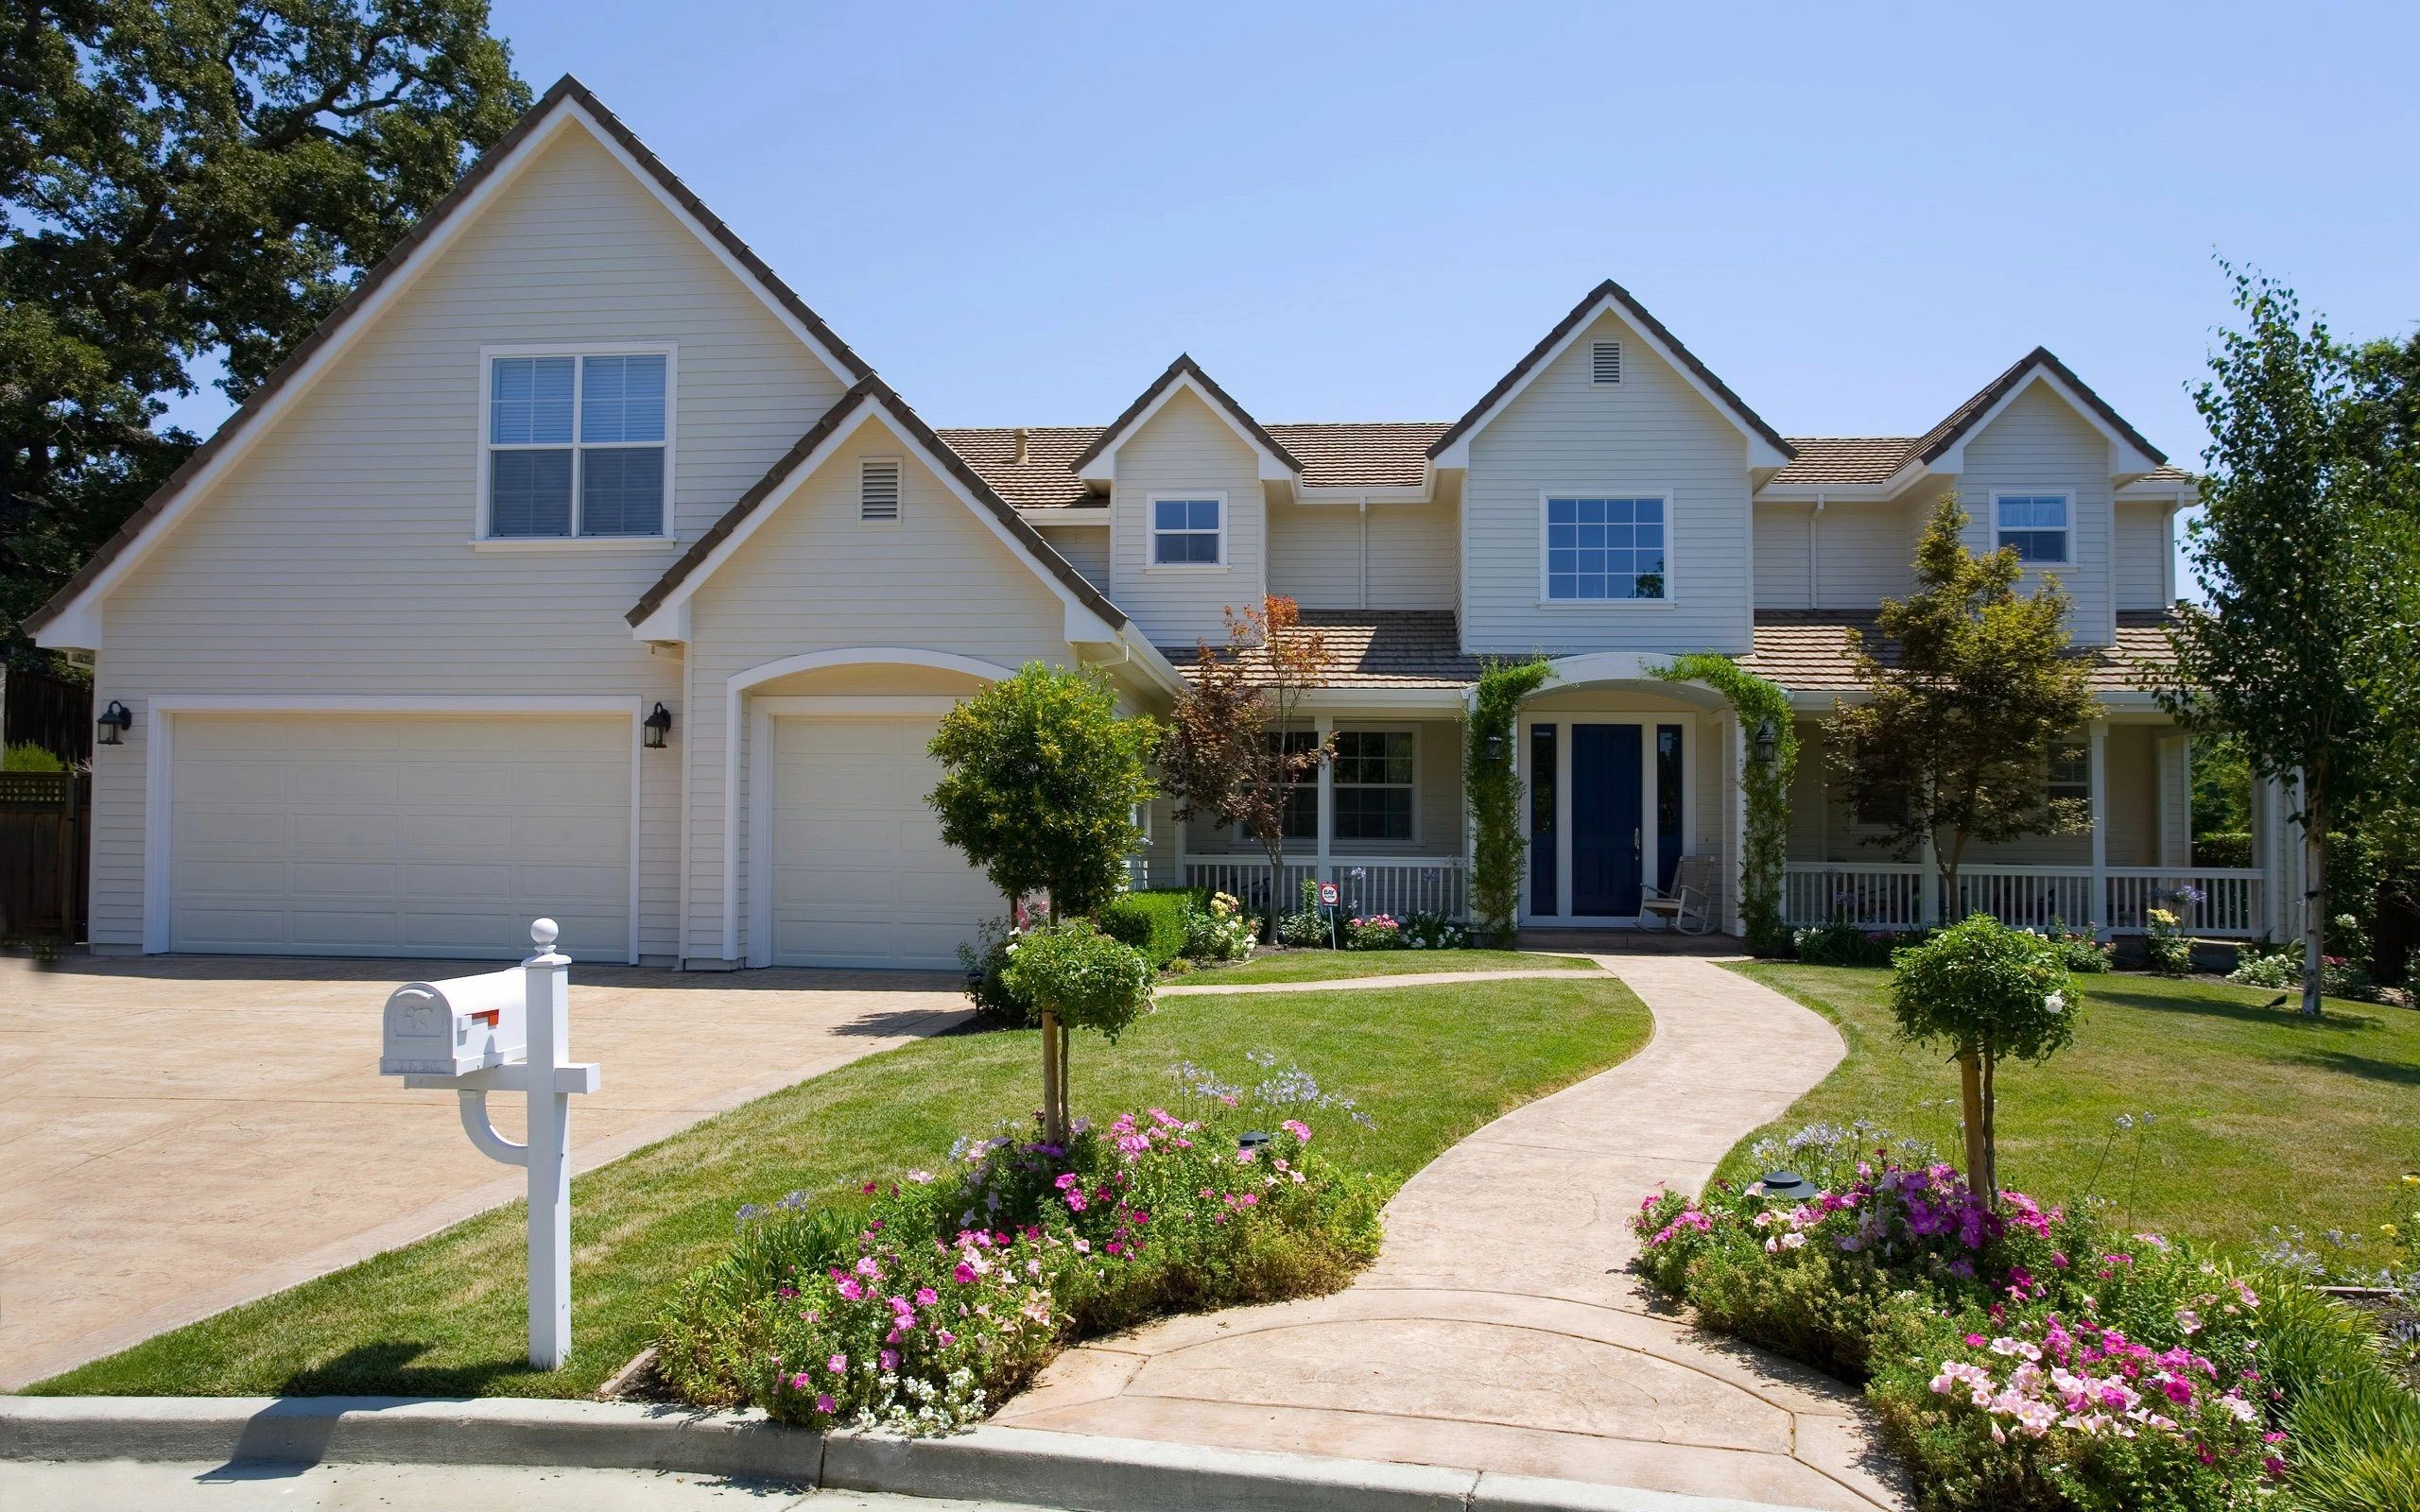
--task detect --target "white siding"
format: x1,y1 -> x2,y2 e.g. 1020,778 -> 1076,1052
1267,500 -> 1458,612
1107,390 -> 1266,645
1042,524 -> 1111,592
87,125 -> 847,957
1368,501 -> 1458,610
2115,501 -> 2170,610
683,422 -> 1079,960
1754,503 -> 1812,610
1461,310 -> 1754,655
1956,385 -> 2116,644
1816,500 -> 1916,608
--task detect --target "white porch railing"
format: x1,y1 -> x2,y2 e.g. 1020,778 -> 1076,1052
1182,855 -> 1468,920
1784,862 -> 2267,938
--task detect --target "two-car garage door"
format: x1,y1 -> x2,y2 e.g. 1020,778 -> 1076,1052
168,714 -> 631,960
767,715 -> 996,970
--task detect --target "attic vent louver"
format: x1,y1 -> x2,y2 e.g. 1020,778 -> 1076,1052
860,458 -> 901,521
1591,340 -> 1622,387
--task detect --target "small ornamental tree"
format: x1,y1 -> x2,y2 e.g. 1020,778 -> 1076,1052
1888,914 -> 2081,1201
1827,495 -> 2100,912
927,662 -> 1158,1141
998,919 -> 1153,1140
1159,597 -> 1336,937
1465,657 -> 1551,945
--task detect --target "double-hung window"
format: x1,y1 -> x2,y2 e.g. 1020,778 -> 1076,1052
1150,495 -> 1224,565
484,350 -> 670,539
2047,736 -> 2090,803
1544,495 -> 1668,600
1994,492 -> 2071,565
1333,730 -> 1415,842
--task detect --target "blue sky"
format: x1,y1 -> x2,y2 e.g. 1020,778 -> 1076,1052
172,2 -> 2418,584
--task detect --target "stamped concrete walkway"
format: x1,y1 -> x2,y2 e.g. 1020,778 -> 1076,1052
0,955 -> 966,1390
996,954 -> 1911,1511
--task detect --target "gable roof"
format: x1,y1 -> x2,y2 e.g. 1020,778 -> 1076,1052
628,376 -> 1124,631
1426,279 -> 1797,464
941,419 -> 1453,507
1912,346 -> 2168,469
26,74 -> 874,644
1067,354 -> 1303,477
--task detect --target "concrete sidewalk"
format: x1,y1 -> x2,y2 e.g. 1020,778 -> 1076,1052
0,954 -> 966,1389
995,955 -> 1909,1511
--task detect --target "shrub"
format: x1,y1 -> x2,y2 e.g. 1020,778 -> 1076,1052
1274,878 -> 1333,949
958,916 -> 1038,1028
2194,832 -> 2255,869
1889,914 -> 2079,1195
1098,889 -> 1193,971
1397,910 -> 1470,950
2040,921 -> 2113,973
1181,891 -> 1255,963
2229,945 -> 2376,1001
657,1106 -> 1380,1432
999,920 -> 1152,1044
1344,914 -> 1402,950
1,742 -> 65,773
1793,922 -> 1919,967
2146,906 -> 2195,976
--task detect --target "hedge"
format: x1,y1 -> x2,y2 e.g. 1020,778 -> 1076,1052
1098,887 -> 1199,969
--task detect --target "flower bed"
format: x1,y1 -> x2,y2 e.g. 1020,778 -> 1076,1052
1633,1124 -> 2417,1510
658,1097 -> 1379,1431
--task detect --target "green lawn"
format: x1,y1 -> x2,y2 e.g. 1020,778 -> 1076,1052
1726,964 -> 2420,1254
35,975 -> 1651,1400
1180,948 -> 1598,986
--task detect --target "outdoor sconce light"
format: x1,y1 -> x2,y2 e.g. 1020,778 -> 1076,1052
1750,719 -> 1777,765
1485,732 -> 1506,765
643,702 -> 672,749
1755,1168 -> 1819,1201
96,700 -> 132,747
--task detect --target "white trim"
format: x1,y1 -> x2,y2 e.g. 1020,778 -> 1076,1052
1143,490 -> 1229,570
468,537 -> 679,554
475,342 -> 679,544
1930,367 -> 2163,478
1537,490 -> 1677,607
1516,714 -> 1677,927
1990,488 -> 2076,567
631,401 -> 1122,647
141,694 -> 645,963
720,649 -> 1012,962
35,97 -> 858,651
1430,296 -> 1792,471
1075,372 -> 1295,484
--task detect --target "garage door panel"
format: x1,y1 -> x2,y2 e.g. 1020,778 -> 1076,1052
769,714 -> 994,970
170,714 -> 630,960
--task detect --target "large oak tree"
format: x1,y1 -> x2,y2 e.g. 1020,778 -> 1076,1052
2,0 -> 529,659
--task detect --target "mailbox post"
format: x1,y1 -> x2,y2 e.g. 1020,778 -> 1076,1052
380,918 -> 598,1369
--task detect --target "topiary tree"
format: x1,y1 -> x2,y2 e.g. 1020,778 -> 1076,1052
1464,657 -> 1551,945
927,662 -> 1158,1140
998,919 -> 1153,1140
1888,913 -> 2081,1202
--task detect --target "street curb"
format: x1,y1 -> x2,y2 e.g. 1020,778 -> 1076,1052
0,1397 -> 1832,1512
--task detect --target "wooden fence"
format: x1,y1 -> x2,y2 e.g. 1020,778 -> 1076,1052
0,770 -> 88,943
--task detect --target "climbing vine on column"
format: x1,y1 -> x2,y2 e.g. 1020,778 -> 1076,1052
1652,655 -> 1796,954
1464,657 -> 1552,945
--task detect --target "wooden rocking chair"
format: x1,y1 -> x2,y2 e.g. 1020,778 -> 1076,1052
1639,855 -> 1717,934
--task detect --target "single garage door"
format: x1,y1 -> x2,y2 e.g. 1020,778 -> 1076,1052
769,715 -> 997,969
169,713 -> 631,960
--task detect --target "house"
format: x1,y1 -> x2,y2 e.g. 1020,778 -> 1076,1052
26,77 -> 2301,971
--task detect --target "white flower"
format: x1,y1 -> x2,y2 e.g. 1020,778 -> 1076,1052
2044,991 -> 2065,1014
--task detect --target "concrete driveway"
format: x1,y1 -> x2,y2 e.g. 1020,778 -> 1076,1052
0,954 -> 967,1390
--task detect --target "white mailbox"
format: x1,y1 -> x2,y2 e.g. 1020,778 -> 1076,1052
379,968 -> 527,1077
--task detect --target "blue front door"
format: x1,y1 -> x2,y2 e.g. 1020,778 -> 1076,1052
1571,724 -> 1643,917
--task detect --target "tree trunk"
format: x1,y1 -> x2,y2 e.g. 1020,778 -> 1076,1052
1058,1018 -> 1072,1133
1958,1047 -> 1991,1198
1040,1010 -> 1063,1143
1980,1051 -> 1998,1202
2301,793 -> 2327,1019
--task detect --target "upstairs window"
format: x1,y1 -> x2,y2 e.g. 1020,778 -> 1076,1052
1334,730 -> 1415,842
1544,495 -> 1668,601
1150,495 -> 1224,565
1995,491 -> 2072,565
485,350 -> 669,539
1591,339 -> 1623,386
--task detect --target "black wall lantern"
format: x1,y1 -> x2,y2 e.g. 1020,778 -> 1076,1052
96,700 -> 133,747
643,702 -> 673,749
1750,718 -> 1777,765
1484,731 -> 1506,765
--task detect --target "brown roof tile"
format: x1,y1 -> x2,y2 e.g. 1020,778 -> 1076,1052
1069,354 -> 1303,474
933,426 -> 1103,507
1770,437 -> 1922,487
1743,610 -> 2182,692
941,420 -> 1451,504
1263,422 -> 1451,489
1163,610 -> 1480,689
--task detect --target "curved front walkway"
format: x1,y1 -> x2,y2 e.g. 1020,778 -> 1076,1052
996,954 -> 1910,1511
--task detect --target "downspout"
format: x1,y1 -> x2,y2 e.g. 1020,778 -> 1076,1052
1358,494 -> 1370,610
1808,491 -> 1825,609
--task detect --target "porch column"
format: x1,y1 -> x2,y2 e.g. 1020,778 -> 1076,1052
2087,719 -> 2110,936
1314,713 -> 1335,885
1728,713 -> 1748,935
1172,813 -> 1187,893
1919,827 -> 1943,925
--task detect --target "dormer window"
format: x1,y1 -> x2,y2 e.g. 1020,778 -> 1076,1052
1994,491 -> 2072,565
1149,494 -> 1225,566
1590,340 -> 1622,386
481,347 -> 673,540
